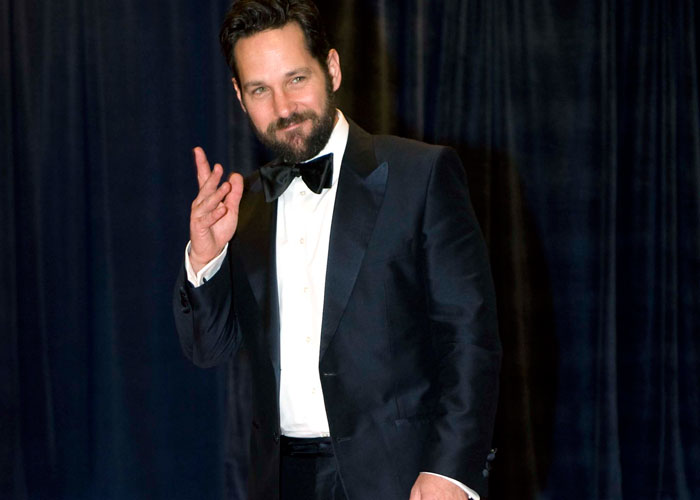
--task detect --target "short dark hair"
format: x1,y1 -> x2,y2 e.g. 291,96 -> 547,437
219,0 -> 331,84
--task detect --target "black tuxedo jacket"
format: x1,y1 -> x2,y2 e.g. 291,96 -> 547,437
174,120 -> 501,500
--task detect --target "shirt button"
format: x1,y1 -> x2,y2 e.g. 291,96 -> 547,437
303,286 -> 309,293
305,336 -> 311,343
300,190 -> 306,196
311,388 -> 316,395
299,238 -> 305,244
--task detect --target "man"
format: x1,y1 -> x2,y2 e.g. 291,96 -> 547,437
173,1 -> 501,499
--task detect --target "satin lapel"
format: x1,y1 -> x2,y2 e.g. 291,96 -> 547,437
320,122 -> 388,360
235,174 -> 281,376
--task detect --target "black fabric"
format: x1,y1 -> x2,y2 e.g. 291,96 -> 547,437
4,1 -> 699,499
259,153 -> 334,201
280,436 -> 334,458
280,437 -> 346,500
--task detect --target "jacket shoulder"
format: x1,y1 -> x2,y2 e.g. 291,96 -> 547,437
373,133 -> 455,167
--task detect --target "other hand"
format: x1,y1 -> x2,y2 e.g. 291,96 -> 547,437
189,147 -> 244,273
409,473 -> 468,500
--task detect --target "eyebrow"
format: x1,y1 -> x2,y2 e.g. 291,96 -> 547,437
242,67 -> 313,91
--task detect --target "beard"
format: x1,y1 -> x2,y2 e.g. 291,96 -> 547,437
250,78 -> 336,163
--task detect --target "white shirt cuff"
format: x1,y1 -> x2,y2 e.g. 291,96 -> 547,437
184,241 -> 228,287
421,472 -> 479,500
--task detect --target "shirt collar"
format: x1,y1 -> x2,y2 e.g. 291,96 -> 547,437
303,109 -> 349,188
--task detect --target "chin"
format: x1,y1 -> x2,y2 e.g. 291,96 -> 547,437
282,131 -> 309,147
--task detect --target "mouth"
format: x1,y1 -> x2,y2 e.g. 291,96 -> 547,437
272,111 -> 317,135
277,119 -> 307,133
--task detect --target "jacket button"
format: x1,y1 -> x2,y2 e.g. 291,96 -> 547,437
273,431 -> 280,443
179,289 -> 191,312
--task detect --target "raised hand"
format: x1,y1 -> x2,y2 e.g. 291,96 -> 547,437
189,147 -> 244,274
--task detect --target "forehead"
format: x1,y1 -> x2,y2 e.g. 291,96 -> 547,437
234,22 -> 319,85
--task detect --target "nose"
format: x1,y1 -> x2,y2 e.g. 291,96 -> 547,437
272,90 -> 294,118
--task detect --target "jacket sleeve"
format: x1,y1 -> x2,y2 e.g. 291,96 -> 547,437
419,147 -> 502,493
173,249 -> 242,368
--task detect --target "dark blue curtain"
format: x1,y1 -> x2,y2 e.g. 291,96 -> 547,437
3,1 -> 699,499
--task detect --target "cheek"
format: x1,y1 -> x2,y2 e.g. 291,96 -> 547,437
246,105 -> 274,130
291,86 -> 325,111
307,90 -> 327,111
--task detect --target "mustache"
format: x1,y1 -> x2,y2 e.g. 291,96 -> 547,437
267,111 -> 317,133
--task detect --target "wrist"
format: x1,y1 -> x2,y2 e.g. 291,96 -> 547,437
188,247 -> 215,274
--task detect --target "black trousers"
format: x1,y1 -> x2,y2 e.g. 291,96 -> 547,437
280,436 -> 347,500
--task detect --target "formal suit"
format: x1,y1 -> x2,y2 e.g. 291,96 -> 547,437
174,119 -> 501,500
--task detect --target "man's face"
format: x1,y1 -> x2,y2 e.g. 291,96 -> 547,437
233,22 -> 342,163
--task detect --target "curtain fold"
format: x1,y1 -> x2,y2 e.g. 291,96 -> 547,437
614,1 -> 699,497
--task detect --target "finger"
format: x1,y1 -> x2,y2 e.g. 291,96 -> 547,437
192,202 -> 228,233
194,162 -> 226,204
193,178 -> 232,216
193,147 -> 213,189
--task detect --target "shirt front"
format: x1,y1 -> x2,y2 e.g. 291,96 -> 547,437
275,111 -> 348,437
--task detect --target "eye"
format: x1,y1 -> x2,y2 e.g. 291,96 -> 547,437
291,76 -> 306,84
252,86 -> 268,96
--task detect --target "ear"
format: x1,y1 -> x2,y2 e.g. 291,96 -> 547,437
232,77 -> 247,113
326,49 -> 342,92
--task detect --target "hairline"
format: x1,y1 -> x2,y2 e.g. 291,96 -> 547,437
231,20 -> 329,86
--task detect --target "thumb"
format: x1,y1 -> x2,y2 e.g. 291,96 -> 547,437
409,485 -> 421,500
225,173 -> 244,211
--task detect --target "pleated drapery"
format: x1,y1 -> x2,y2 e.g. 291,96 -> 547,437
3,1 -> 698,499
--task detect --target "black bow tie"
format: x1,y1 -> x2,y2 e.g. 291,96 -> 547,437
259,153 -> 334,202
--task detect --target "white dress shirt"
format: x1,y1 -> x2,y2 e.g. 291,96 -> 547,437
274,110 -> 348,437
184,110 -> 478,500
